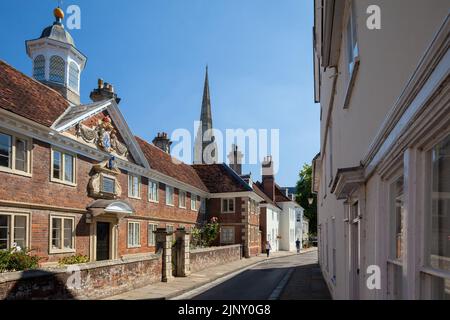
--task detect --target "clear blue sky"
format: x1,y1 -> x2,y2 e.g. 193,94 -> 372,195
0,0 -> 319,186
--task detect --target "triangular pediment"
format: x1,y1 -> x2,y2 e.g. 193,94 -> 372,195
52,99 -> 149,168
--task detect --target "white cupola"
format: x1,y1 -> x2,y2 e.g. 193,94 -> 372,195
25,7 -> 87,105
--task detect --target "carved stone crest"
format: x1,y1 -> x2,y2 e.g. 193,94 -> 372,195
76,115 -> 128,157
88,157 -> 122,199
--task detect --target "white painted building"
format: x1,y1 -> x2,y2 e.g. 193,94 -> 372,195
279,202 -> 301,251
312,0 -> 449,299
264,204 -> 281,252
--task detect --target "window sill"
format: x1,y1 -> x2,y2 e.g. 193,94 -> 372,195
222,211 -> 235,214
166,203 -> 175,207
148,199 -> 159,204
50,178 -> 77,187
343,56 -> 360,108
179,205 -> 187,209
49,248 -> 76,254
127,245 -> 141,249
128,195 -> 141,200
0,167 -> 32,178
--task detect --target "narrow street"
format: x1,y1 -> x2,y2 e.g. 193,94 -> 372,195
191,251 -> 331,300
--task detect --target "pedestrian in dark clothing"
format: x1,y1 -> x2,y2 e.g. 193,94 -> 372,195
296,239 -> 301,254
266,242 -> 272,257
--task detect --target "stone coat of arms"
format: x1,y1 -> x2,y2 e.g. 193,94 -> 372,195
76,115 -> 128,157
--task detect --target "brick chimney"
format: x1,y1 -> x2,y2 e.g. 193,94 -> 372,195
90,78 -> 121,104
227,144 -> 243,175
261,156 -> 275,202
153,132 -> 172,154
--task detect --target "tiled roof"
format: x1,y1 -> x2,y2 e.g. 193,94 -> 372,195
253,182 -> 281,209
275,184 -> 292,202
0,60 -> 70,127
192,164 -> 253,193
135,136 -> 208,192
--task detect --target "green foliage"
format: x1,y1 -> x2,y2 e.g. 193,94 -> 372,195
190,217 -> 220,248
58,254 -> 89,266
0,248 -> 40,272
295,163 -> 317,235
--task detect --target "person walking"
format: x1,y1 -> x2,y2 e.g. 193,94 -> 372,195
295,238 -> 301,254
265,241 -> 272,258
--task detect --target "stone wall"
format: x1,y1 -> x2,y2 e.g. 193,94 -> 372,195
190,245 -> 242,273
0,252 -> 162,300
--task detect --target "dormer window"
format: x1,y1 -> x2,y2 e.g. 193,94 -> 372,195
33,55 -> 45,81
68,62 -> 79,92
49,55 -> 65,84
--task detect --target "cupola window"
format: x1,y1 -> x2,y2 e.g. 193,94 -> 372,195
49,55 -> 65,84
68,62 -> 79,91
33,55 -> 46,81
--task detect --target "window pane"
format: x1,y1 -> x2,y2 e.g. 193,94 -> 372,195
128,223 -> 133,246
64,154 -> 74,182
33,55 -> 45,81
390,177 -> 404,261
102,177 -> 115,194
53,151 -> 61,179
15,138 -> 27,172
0,215 -> 10,250
13,216 -> 27,249
134,223 -> 140,246
229,199 -> 234,212
63,219 -> 73,249
68,62 -> 79,91
49,55 -> 65,84
0,133 -> 11,168
52,218 -> 62,249
429,135 -> 450,272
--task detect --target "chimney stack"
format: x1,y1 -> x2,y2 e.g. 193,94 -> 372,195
227,144 -> 243,175
153,132 -> 172,154
261,156 -> 275,202
90,78 -> 121,104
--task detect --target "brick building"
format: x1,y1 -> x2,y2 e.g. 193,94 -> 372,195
0,8 -> 264,265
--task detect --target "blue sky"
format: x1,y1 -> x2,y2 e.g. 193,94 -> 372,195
0,0 -> 319,186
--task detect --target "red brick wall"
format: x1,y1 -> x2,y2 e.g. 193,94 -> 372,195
0,138 -> 202,261
190,245 -> 241,273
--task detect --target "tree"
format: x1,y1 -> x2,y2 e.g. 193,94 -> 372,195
295,163 -> 317,235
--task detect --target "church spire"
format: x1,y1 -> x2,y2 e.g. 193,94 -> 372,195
194,66 -> 218,164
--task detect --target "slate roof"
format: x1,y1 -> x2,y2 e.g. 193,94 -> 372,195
0,60 -> 70,127
192,163 -> 253,193
136,136 -> 208,192
275,184 -> 293,202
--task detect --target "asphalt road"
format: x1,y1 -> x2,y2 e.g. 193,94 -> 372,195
192,252 -> 319,300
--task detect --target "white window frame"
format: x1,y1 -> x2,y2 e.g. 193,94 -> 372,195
147,223 -> 157,247
128,174 -> 141,199
191,194 -> 197,211
220,226 -> 234,244
0,211 -> 30,251
343,0 -> 360,108
179,190 -> 187,209
51,148 -> 76,186
165,185 -> 174,206
148,180 -> 159,203
0,130 -> 32,177
49,214 -> 75,254
221,198 -> 235,213
127,221 -> 141,248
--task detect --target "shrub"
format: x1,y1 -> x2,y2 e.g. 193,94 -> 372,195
190,217 -> 220,248
0,248 -> 40,272
58,254 -> 89,266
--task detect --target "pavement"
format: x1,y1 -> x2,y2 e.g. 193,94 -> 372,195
104,248 -> 317,300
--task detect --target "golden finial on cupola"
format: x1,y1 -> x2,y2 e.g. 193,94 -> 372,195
54,7 -> 64,20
